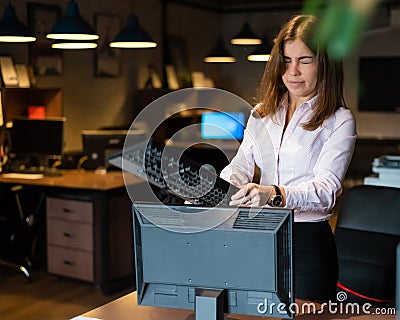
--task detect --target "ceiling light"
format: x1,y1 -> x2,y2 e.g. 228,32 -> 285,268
0,3 -> 36,43
247,37 -> 272,62
52,41 -> 98,49
204,37 -> 236,63
231,22 -> 261,45
109,15 -> 157,49
47,0 -> 99,41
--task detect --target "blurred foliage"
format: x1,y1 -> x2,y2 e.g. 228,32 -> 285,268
303,0 -> 382,59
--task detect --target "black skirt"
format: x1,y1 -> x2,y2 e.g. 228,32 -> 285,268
293,221 -> 338,302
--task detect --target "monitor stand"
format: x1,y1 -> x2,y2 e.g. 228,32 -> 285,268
195,289 -> 224,320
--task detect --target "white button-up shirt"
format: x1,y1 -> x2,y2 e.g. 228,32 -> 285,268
220,95 -> 357,222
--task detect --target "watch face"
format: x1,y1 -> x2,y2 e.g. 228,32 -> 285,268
272,195 -> 283,207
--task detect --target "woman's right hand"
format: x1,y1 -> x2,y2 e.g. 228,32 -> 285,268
229,183 -> 273,207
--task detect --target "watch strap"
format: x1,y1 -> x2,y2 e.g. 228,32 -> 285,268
268,185 -> 283,207
272,185 -> 281,197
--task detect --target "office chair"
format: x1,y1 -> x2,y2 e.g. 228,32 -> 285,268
0,185 -> 44,281
335,185 -> 400,306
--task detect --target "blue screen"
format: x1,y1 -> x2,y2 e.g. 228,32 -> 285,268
201,112 -> 245,140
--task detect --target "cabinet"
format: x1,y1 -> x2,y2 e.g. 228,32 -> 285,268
0,87 -> 63,122
0,170 -> 140,294
45,189 -> 135,293
42,174 -> 135,294
0,87 -> 63,145
46,197 -> 94,281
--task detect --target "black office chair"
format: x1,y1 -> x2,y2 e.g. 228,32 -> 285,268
0,185 -> 44,281
335,185 -> 400,306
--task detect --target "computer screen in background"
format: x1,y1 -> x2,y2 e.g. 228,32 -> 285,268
8,117 -> 65,170
82,129 -> 146,170
359,57 -> 400,112
133,203 -> 294,319
201,112 -> 245,140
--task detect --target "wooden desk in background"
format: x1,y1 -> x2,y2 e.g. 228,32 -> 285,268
75,291 -> 396,320
0,170 -> 146,294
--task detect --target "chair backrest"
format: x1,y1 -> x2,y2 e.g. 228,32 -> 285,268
335,185 -> 400,305
336,185 -> 400,235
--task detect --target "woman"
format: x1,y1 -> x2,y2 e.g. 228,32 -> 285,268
220,15 -> 357,302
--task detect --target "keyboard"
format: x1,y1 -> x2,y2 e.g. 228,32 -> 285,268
108,139 -> 239,206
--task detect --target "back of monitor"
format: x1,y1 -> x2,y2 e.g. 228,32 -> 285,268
133,203 -> 294,319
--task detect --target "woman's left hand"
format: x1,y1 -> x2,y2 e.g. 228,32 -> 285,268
229,183 -> 273,207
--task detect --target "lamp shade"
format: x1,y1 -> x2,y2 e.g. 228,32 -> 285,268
247,38 -> 272,62
230,22 -> 261,45
109,15 -> 157,48
204,37 -> 236,63
0,4 -> 36,42
47,0 -> 99,41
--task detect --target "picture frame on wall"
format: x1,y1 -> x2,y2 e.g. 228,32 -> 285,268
94,13 -> 121,77
27,2 -> 63,76
167,35 -> 192,88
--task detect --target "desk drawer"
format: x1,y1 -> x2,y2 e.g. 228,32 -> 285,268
47,245 -> 94,281
47,197 -> 93,223
47,218 -> 93,251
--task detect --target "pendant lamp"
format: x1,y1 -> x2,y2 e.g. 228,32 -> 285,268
52,41 -> 98,49
46,0 -> 99,41
109,15 -> 157,48
230,22 -> 261,45
247,37 -> 272,62
0,3 -> 36,43
204,37 -> 235,63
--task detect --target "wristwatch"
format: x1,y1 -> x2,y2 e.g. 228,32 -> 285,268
268,185 -> 283,207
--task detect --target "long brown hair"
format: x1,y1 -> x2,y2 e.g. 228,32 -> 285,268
256,15 -> 346,131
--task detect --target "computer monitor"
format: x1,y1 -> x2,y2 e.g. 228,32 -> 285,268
201,112 -> 245,140
133,203 -> 294,319
358,56 -> 400,112
9,117 -> 65,168
82,129 -> 146,170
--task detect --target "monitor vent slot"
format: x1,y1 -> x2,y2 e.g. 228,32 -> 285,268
277,218 -> 292,308
233,210 -> 285,230
139,207 -> 184,226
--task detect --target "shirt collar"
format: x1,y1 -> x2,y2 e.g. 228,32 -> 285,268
280,92 -> 318,111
